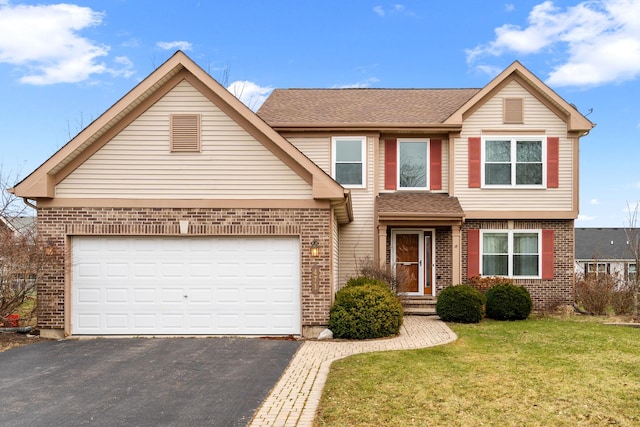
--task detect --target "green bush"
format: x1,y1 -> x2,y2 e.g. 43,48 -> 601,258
485,283 -> 533,320
328,277 -> 403,339
436,285 -> 486,323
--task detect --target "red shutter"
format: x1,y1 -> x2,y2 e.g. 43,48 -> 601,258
468,229 -> 480,278
542,229 -> 554,279
547,137 -> 559,188
430,139 -> 442,191
384,139 -> 397,190
468,137 -> 481,188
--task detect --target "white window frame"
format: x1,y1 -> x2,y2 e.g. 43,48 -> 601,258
397,138 -> 430,190
331,136 -> 366,188
480,230 -> 542,279
481,136 -> 547,188
585,262 -> 610,276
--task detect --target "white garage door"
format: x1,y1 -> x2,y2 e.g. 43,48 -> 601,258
71,236 -> 301,335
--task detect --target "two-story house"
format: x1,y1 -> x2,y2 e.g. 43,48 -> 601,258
10,52 -> 592,339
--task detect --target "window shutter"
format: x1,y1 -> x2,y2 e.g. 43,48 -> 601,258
384,139 -> 397,190
468,229 -> 480,278
170,114 -> 200,152
504,98 -> 524,124
468,137 -> 481,188
547,137 -> 559,188
430,139 -> 442,191
542,229 -> 554,279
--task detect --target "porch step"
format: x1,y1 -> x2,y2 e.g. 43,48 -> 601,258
401,296 -> 438,316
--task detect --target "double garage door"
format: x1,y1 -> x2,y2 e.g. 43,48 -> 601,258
71,236 -> 301,335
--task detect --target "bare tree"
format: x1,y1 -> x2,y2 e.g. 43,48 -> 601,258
0,167 -> 52,327
624,202 -> 640,321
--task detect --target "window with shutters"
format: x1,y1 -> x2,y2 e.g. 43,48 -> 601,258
398,138 -> 429,189
170,114 -> 200,152
332,136 -> 366,188
481,230 -> 541,278
504,97 -> 524,124
482,136 -> 546,187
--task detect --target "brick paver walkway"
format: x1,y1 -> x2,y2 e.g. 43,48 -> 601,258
249,316 -> 457,426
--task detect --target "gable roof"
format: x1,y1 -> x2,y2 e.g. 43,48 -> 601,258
0,216 -> 36,236
444,61 -> 594,134
575,228 -> 639,261
258,61 -> 594,134
10,51 -> 352,222
257,88 -> 480,129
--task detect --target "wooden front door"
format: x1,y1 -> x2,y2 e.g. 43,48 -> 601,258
392,230 -> 434,295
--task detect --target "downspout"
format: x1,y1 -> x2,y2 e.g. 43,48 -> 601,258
22,197 -> 37,210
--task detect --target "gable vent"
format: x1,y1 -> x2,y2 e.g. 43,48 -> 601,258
503,98 -> 524,124
170,114 -> 200,152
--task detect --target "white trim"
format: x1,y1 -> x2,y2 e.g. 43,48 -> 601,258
480,229 -> 542,279
481,135 -> 547,189
397,138 -> 430,190
331,136 -> 366,189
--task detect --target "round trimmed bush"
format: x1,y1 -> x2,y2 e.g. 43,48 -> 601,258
436,284 -> 486,323
328,277 -> 403,339
485,283 -> 532,320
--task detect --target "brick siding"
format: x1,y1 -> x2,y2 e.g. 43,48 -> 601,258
37,207 -> 333,332
461,219 -> 575,310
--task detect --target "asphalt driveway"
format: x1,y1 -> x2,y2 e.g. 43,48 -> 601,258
0,337 -> 301,426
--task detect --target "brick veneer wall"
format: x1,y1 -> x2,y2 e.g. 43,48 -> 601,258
435,227 -> 452,293
37,207 -> 333,333
461,219 -> 574,310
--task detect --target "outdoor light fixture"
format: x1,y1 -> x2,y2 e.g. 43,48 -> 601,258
310,239 -> 320,257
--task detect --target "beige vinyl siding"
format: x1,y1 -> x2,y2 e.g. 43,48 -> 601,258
337,136 -> 376,286
56,81 -> 312,199
454,80 -> 572,211
287,136 -> 331,173
378,138 -> 449,193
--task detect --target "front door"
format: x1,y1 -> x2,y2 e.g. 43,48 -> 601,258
392,230 -> 434,295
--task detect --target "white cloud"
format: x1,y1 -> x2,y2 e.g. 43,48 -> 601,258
0,2 -> 131,85
505,3 -> 516,12
466,0 -> 640,87
156,41 -> 193,51
577,213 -> 597,221
227,80 -> 273,111
591,198 -> 601,205
332,77 -> 380,89
373,4 -> 414,17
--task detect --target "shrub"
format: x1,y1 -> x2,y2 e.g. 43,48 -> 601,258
436,285 -> 486,323
328,277 -> 403,339
485,283 -> 533,320
575,274 -> 616,315
610,284 -> 635,315
467,275 -> 511,293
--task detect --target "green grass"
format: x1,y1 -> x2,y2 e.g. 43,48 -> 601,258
314,316 -> 640,426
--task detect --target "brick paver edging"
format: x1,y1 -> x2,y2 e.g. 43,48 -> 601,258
249,316 -> 457,426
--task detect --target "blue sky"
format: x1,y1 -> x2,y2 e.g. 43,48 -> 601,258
1,0 -> 639,227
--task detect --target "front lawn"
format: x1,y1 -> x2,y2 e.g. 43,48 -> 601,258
315,316 -> 640,426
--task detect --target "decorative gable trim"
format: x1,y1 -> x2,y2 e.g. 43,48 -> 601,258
503,97 -> 523,124
170,114 -> 200,152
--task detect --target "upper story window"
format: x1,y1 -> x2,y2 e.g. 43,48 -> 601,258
332,137 -> 366,188
483,137 -> 545,187
482,230 -> 541,278
398,139 -> 429,189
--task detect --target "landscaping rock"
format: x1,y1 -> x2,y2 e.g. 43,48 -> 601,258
318,328 -> 333,340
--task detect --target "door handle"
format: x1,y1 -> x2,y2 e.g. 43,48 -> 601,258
419,260 -> 422,267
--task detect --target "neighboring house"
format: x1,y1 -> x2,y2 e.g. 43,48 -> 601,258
10,51 -> 593,339
575,228 -> 638,283
0,216 -> 36,237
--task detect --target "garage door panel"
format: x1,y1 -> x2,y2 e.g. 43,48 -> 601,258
72,236 -> 300,335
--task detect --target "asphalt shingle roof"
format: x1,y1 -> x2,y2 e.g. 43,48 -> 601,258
377,193 -> 465,219
257,88 -> 480,127
575,228 -> 640,260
